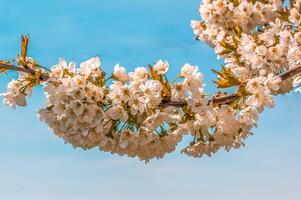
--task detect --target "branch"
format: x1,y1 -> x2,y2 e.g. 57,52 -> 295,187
0,63 -> 28,73
1,62 -> 301,107
162,66 -> 301,107
280,66 -> 301,81
0,63 -> 49,81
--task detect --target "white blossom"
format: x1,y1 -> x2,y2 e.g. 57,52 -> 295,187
129,67 -> 148,81
113,64 -> 129,82
289,8 -> 301,25
180,64 -> 197,77
153,60 -> 169,75
1,79 -> 31,108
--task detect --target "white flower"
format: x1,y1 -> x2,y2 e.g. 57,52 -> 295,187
37,109 -> 57,124
194,109 -> 216,128
138,127 -> 154,146
246,92 -> 275,108
180,64 -> 197,77
245,77 -> 265,94
128,94 -> 145,115
139,80 -> 162,108
289,8 -> 301,24
266,46 -> 282,62
141,80 -> 162,93
120,85 -> 132,102
50,58 -> 76,79
1,79 -> 30,108
86,85 -> 104,102
106,106 -> 128,122
78,57 -> 101,76
182,141 -> 211,158
129,67 -> 148,81
172,83 -> 187,100
68,88 -> 85,100
153,60 -> 169,75
143,109 -> 171,132
70,100 -> 84,116
113,64 -> 129,82
183,71 -> 204,95
191,20 -> 205,36
239,107 -> 259,126
187,97 -> 209,113
265,74 -> 281,92
52,102 -> 66,115
119,130 -> 135,149
287,43 -> 301,67
81,105 -> 97,124
232,67 -> 250,81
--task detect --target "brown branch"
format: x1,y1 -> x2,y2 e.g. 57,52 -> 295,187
0,63 -> 28,73
0,63 -> 49,81
162,66 -> 301,107
280,66 -> 301,81
1,62 -> 301,108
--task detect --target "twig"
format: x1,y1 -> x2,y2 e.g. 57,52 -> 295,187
0,63 -> 28,73
1,62 -> 301,107
161,66 -> 301,107
0,63 -> 49,81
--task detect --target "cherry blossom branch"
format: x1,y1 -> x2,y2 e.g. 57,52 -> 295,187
2,0 -> 301,161
1,62 -> 301,108
162,66 -> 301,107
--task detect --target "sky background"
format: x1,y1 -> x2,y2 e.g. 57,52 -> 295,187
0,0 -> 300,199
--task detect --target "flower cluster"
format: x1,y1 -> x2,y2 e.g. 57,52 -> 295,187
187,0 -> 301,157
1,0 -> 301,162
8,55 -> 254,161
36,58 -> 183,161
1,76 -> 31,108
191,0 -> 282,45
37,57 -> 107,150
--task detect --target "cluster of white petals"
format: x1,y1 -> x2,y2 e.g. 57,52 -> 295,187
186,0 -> 301,157
1,74 -> 32,108
36,58 -> 184,161
1,0 -> 301,161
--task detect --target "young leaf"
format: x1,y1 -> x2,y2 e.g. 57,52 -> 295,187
21,35 -> 29,63
212,67 -> 240,89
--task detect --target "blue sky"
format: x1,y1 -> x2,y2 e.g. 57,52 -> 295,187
0,0 -> 300,199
